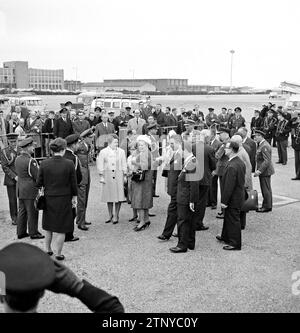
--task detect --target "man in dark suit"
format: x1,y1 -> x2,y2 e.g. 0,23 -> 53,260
274,110 -> 291,165
53,108 -> 74,139
0,133 -> 18,225
237,127 -> 257,173
94,112 -> 115,151
64,134 -> 82,242
254,130 -> 275,213
72,110 -> 90,135
14,137 -> 44,240
153,104 -> 166,127
157,135 -> 183,241
216,141 -> 246,250
193,130 -> 216,231
170,141 -> 200,253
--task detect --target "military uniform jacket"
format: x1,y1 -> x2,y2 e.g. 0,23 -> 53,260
263,116 -> 277,139
291,122 -> 300,151
256,140 -> 275,176
0,146 -> 18,186
76,141 -> 90,185
176,155 -> 199,205
64,149 -> 83,185
218,113 -> 229,127
275,119 -> 290,141
250,116 -> 264,133
15,152 -> 39,199
72,119 -> 90,135
205,113 -> 219,127
215,142 -> 229,177
221,156 -> 246,209
228,115 -> 245,131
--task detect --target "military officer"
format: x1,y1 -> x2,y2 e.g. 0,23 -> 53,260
228,107 -> 246,137
0,133 -> 18,225
263,109 -> 277,145
76,128 -> 93,230
254,130 -> 275,213
14,137 -> 44,239
274,109 -> 291,165
64,134 -> 82,242
205,108 -> 219,128
181,119 -> 201,143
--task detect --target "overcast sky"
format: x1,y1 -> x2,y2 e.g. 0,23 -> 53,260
1,0 -> 300,88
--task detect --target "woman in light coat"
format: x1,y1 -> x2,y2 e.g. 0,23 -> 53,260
97,134 -> 127,224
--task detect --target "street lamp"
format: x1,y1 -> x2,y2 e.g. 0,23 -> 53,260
230,50 -> 235,93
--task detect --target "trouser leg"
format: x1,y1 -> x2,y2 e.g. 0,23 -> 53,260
152,170 -> 157,195
25,199 -> 39,236
295,150 -> 300,178
177,204 -> 191,250
6,185 -> 18,222
76,184 -> 86,227
259,176 -> 272,209
240,211 -> 247,230
281,139 -> 288,164
224,207 -> 242,248
194,186 -> 209,228
17,199 -> 27,236
162,195 -> 177,238
65,208 -> 76,241
209,175 -> 218,206
277,140 -> 282,162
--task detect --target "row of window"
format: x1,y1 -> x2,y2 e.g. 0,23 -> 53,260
29,84 -> 63,89
29,70 -> 63,76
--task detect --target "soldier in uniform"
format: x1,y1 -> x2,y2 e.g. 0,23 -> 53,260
218,107 -> 230,128
176,111 -> 189,134
0,133 -> 18,225
254,130 -> 275,213
205,108 -> 219,128
291,111 -> 300,180
0,242 -> 124,313
181,119 -> 201,143
76,129 -> 93,230
228,107 -> 246,137
274,110 -> 291,165
14,137 -> 44,239
64,134 -> 82,242
263,109 -> 277,145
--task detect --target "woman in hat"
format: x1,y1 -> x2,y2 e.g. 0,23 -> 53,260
96,134 -> 127,224
37,138 -> 78,260
130,135 -> 153,231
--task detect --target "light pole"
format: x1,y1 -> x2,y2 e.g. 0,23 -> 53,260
230,50 -> 235,93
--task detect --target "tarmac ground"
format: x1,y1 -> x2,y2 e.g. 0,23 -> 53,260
0,146 -> 299,313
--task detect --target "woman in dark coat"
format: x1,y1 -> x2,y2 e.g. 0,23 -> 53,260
131,135 -> 153,231
37,138 -> 77,260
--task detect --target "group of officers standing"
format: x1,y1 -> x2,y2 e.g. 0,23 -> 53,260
0,99 -> 299,254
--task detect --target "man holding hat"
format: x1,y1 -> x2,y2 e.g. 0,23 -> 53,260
15,137 -> 44,239
254,130 -> 275,213
64,134 -> 82,241
0,133 -> 19,225
0,242 -> 125,313
53,108 -> 74,139
205,108 -> 219,128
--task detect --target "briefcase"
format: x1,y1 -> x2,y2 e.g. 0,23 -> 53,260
241,189 -> 258,212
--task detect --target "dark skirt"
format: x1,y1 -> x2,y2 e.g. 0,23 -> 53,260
42,195 -> 74,233
131,170 -> 153,210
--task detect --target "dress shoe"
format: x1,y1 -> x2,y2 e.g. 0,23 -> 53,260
129,216 -> 138,222
47,251 -> 53,256
169,246 -> 187,253
78,225 -> 89,231
105,217 -> 113,223
65,236 -> 79,242
256,207 -> 272,213
85,221 -> 92,225
55,255 -> 65,261
157,234 -> 170,241
17,233 -> 29,239
172,233 -> 178,238
12,220 -> 17,226
153,194 -> 159,198
216,235 -> 225,242
275,161 -> 282,164
112,220 -> 119,224
196,225 -> 209,231
30,234 -> 45,240
148,213 -> 156,217
211,205 -> 217,210
188,246 -> 195,250
291,177 -> 300,180
223,245 -> 241,251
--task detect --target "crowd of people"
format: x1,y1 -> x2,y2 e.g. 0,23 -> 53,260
1,98 -> 300,312
0,99 -> 300,257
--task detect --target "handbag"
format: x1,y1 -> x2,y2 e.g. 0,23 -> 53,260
131,169 -> 146,182
241,189 -> 258,212
34,188 -> 45,211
